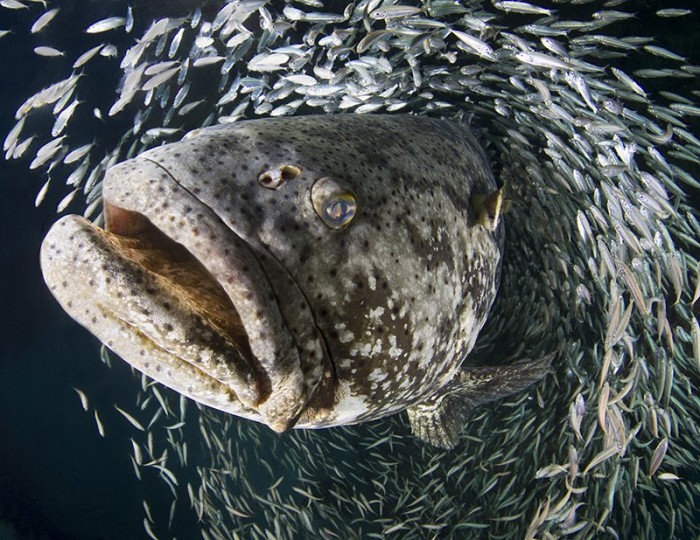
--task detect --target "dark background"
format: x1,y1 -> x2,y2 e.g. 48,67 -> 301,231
0,3 -> 195,539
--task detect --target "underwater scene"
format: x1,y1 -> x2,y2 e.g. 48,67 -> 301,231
0,0 -> 698,538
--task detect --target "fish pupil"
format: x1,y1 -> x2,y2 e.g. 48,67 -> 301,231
327,200 -> 346,219
326,198 -> 354,223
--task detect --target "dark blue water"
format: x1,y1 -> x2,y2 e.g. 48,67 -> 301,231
0,4 -> 198,538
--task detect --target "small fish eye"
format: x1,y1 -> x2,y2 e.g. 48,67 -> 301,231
258,164 -> 301,190
311,177 -> 357,229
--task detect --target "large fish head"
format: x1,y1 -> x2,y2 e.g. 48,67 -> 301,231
41,114 -> 502,431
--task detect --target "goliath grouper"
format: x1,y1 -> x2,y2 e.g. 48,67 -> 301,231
40,114 -> 550,448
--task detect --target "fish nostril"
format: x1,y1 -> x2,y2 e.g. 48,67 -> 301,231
258,164 -> 301,189
280,164 -> 301,181
258,172 -> 276,187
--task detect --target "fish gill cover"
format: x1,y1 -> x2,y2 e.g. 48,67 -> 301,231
2,0 -> 699,538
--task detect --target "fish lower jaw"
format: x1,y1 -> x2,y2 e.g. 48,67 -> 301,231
95,305 -> 264,421
105,311 -> 304,433
90,302 -> 302,433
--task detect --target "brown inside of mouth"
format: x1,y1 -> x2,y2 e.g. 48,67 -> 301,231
103,203 -> 256,373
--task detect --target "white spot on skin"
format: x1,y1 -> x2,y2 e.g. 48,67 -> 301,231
368,306 -> 384,319
368,274 -> 376,291
334,322 -> 355,343
368,368 -> 388,383
339,358 -> 353,369
350,342 -> 372,357
388,335 -> 403,359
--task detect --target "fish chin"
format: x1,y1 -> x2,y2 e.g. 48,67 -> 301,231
40,158 -> 326,432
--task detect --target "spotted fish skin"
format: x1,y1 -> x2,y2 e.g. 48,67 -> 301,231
41,114 -> 508,435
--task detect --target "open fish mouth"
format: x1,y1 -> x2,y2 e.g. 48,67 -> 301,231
40,157 -> 326,432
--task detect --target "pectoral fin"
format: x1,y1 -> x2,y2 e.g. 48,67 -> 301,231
406,353 -> 555,449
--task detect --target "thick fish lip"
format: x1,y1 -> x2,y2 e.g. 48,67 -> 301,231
94,156 -> 321,430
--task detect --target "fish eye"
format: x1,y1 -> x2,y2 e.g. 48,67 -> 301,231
311,177 -> 357,229
258,164 -> 301,190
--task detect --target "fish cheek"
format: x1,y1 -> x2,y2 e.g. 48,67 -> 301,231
330,268 -> 416,407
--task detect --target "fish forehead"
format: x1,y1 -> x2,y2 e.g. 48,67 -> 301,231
148,114 -> 488,184
128,114 -> 502,423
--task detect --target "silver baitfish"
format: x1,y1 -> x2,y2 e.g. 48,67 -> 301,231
3,0 -> 699,538
40,114 -> 550,447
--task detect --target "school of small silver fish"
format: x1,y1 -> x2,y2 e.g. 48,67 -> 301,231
2,0 -> 699,539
